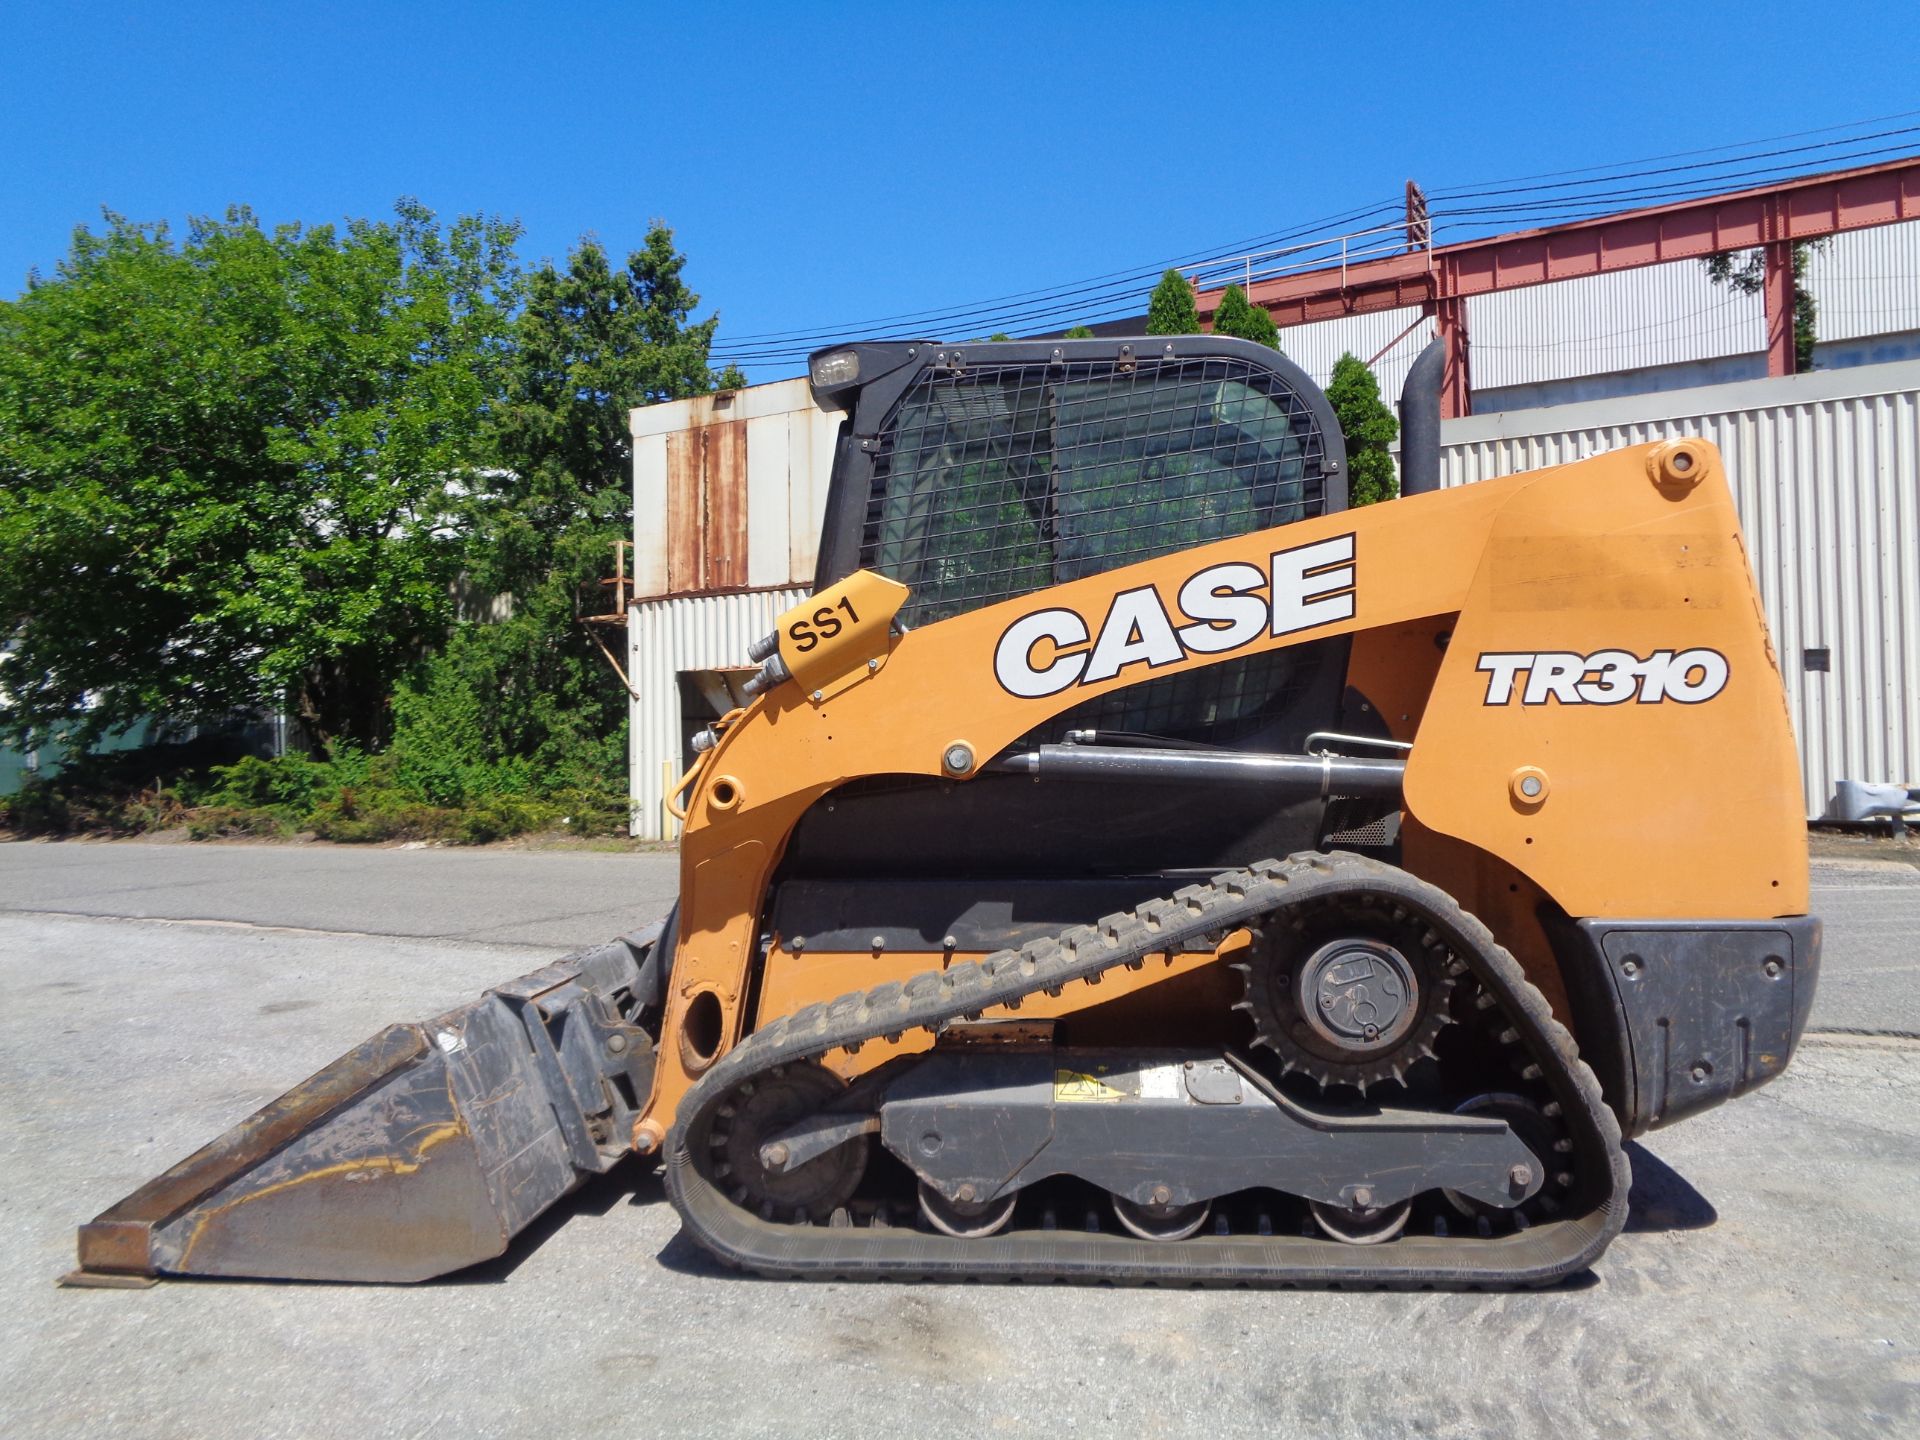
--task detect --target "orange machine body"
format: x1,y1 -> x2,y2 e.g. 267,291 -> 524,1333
643,438 -> 1806,1136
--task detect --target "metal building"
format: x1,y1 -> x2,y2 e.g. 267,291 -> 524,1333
1269,218 -> 1920,412
1196,155 -> 1920,418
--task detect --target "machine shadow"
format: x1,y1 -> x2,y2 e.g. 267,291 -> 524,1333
1622,1141 -> 1718,1233
441,1158 -> 670,1285
649,1236 -> 1608,1290
653,1230 -> 746,1280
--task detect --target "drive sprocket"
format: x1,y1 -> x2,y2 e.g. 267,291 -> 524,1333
1232,892 -> 1457,1092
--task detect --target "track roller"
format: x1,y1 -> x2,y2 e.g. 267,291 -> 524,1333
1111,1195 -> 1212,1242
918,1183 -> 1017,1238
1309,1197 -> 1413,1245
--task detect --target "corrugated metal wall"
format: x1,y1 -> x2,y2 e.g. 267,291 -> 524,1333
627,586 -> 807,839
1467,260 -> 1765,391
1269,304 -> 1428,409
1803,218 -> 1920,343
1271,266 -> 1771,403
1439,360 -> 1920,817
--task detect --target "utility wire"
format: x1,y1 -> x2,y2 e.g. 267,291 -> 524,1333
1429,122 -> 1920,202
1428,107 -> 1920,193
709,207 -> 1406,361
708,197 -> 1402,350
713,111 -> 1920,370
716,144 -> 1899,361
1429,139 -> 1920,221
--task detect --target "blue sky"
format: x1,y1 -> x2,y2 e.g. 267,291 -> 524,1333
5,0 -> 1918,379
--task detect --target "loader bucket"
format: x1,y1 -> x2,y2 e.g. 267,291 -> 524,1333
67,926 -> 661,1285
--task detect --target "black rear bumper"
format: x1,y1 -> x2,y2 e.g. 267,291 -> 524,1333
1558,915 -> 1821,1137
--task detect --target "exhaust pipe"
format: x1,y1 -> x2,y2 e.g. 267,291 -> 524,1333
1398,337 -> 1444,497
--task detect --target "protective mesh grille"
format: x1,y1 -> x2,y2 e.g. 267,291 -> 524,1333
1326,812 -> 1400,847
861,355 -> 1329,629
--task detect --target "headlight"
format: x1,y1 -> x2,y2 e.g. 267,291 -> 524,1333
809,348 -> 861,391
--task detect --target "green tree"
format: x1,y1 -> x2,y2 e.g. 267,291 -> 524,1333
1210,284 -> 1282,350
1703,241 -> 1827,371
1145,268 -> 1200,335
1062,324 -> 1095,339
0,201 -> 521,749
412,227 -> 734,793
1326,353 -> 1400,506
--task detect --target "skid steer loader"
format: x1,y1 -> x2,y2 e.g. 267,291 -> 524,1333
69,335 -> 1818,1288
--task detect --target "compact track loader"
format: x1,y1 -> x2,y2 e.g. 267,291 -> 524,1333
71,335 -> 1819,1288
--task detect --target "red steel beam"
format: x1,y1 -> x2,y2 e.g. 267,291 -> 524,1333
1764,238 -> 1796,376
1200,153 -> 1920,329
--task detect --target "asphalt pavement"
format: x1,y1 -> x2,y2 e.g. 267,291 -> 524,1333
0,840 -> 1914,1438
1,838 -> 1908,1032
0,837 -> 680,948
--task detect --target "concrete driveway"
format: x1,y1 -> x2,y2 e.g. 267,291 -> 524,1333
0,841 -> 1914,1438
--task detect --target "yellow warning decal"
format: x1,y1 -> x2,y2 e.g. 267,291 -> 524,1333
1054,1068 -> 1126,1102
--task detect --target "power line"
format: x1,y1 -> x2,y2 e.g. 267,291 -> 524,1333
714,112 -> 1920,372
1429,138 -> 1920,223
1429,124 -> 1920,204
710,196 -> 1401,345
707,197 -> 1402,352
1426,108 -> 1920,194
708,210 -> 1407,362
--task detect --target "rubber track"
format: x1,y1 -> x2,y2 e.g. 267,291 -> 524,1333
664,853 -> 1630,1287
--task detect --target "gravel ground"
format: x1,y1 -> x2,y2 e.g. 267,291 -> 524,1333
0,842 -> 1914,1438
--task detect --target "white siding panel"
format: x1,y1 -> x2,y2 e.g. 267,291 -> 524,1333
1273,222 -> 1920,408
1803,218 -> 1920,344
745,412 -> 792,587
628,587 -> 808,839
1468,260 -> 1766,392
632,381 -> 841,599
793,405 -> 843,583
1273,305 -> 1429,408
1438,361 -> 1920,816
630,432 -> 670,598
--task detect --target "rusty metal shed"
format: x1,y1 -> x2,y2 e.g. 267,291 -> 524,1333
627,379 -> 839,838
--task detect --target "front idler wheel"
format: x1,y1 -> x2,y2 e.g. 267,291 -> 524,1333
707,1062 -> 868,1222
1442,1091 -> 1558,1219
